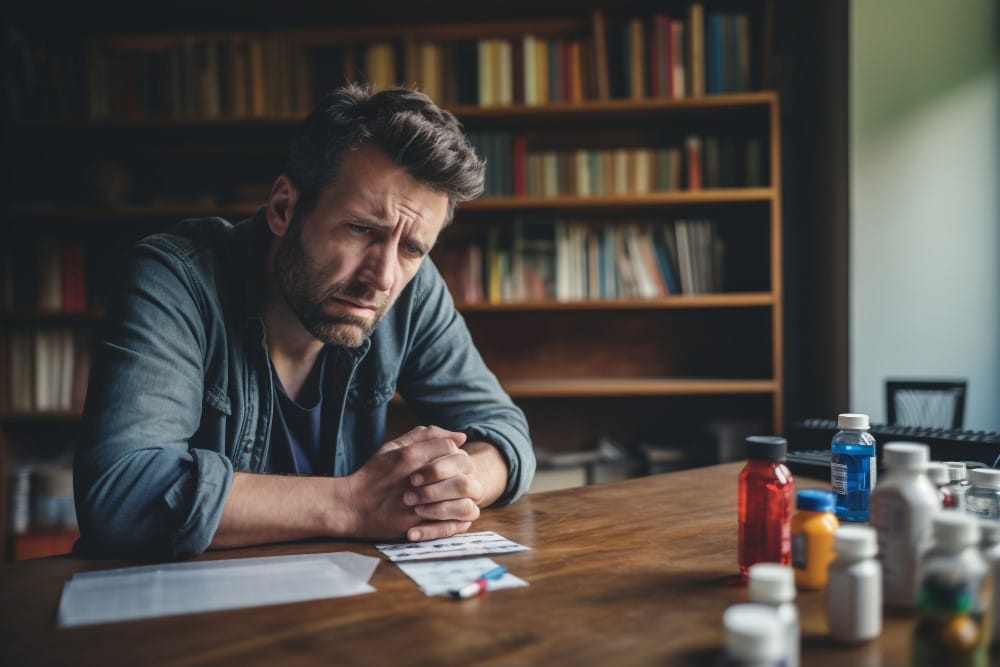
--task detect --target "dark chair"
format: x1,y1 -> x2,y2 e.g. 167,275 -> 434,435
885,379 -> 967,429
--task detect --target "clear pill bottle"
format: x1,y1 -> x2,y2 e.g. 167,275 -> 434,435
966,468 -> 1000,520
946,462 -> 969,511
925,462 -> 956,509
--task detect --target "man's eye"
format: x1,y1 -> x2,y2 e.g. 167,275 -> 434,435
402,244 -> 424,257
348,224 -> 372,234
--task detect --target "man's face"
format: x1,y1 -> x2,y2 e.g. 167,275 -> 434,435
274,143 -> 449,347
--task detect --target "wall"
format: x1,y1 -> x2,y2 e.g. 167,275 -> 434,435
850,0 -> 1000,429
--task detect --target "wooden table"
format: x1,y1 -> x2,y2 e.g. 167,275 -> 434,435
0,462 -> 918,666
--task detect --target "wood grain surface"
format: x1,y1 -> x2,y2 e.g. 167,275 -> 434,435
0,463 -> 918,666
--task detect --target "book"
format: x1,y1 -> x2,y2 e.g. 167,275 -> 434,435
590,10 -> 611,100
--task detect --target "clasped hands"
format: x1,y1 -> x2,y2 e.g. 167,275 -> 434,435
345,425 -> 485,542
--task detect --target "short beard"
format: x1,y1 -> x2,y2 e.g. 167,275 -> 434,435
273,216 -> 387,347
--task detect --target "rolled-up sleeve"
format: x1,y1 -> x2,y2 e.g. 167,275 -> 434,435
74,242 -> 233,559
397,261 -> 535,504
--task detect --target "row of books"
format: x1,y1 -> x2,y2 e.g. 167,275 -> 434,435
8,464 -> 77,535
468,132 -> 766,197
6,328 -> 91,413
4,4 -> 753,119
1,243 -> 90,313
435,219 -> 726,304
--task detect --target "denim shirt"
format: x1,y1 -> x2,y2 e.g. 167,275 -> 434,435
74,210 -> 535,559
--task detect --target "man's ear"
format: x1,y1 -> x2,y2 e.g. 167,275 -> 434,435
266,175 -> 298,237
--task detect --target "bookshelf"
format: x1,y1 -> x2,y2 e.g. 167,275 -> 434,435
0,1 -> 783,558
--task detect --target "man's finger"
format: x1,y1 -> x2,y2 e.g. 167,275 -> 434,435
406,520 -> 473,542
385,425 -> 467,450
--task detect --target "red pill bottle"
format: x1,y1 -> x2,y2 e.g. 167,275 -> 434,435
738,435 -> 796,580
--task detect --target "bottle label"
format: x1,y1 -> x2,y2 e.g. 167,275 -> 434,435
869,456 -> 877,489
831,462 -> 848,494
792,532 -> 807,569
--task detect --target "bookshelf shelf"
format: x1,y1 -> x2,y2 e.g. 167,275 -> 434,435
457,292 -> 775,311
504,377 -> 778,398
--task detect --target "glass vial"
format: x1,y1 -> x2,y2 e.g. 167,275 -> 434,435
830,413 -> 876,522
946,462 -> 969,511
966,468 -> 1000,520
924,461 -> 956,509
738,436 -> 795,580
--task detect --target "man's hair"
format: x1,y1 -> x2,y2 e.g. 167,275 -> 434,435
283,83 -> 485,225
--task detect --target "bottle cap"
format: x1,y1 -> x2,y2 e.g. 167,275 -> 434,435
745,436 -> 787,461
796,489 -> 836,512
834,525 -> 878,558
837,413 -> 870,430
723,603 -> 784,661
969,468 -> 1000,489
881,442 -> 929,470
979,518 -> 1000,547
747,563 -> 796,603
945,461 -> 968,482
925,462 -> 950,485
933,512 -> 980,549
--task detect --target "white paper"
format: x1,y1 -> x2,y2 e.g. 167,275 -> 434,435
376,531 -> 530,562
396,557 -> 529,596
56,551 -> 379,628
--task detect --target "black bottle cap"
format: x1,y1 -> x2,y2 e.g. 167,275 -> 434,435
745,435 -> 788,461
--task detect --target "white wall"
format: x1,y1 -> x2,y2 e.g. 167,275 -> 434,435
850,0 -> 1000,429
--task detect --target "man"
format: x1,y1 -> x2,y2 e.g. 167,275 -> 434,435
74,84 -> 535,559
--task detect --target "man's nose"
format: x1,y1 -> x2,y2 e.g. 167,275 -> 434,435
359,241 -> 395,293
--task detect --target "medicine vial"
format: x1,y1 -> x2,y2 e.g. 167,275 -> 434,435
790,489 -> 838,590
946,461 -> 970,511
722,603 -> 787,667
738,436 -> 795,579
966,468 -> 1000,520
868,442 -> 940,610
747,563 -> 800,667
827,525 -> 881,643
830,413 -> 876,522
924,461 -> 956,509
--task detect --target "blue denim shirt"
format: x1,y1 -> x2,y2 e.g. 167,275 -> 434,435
74,211 -> 534,559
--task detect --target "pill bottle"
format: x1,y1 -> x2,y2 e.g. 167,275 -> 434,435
790,489 -> 838,590
747,563 -> 800,667
738,436 -> 795,579
827,525 -> 881,643
830,413 -> 876,522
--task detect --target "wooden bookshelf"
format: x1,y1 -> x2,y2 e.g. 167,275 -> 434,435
1,0 -> 783,558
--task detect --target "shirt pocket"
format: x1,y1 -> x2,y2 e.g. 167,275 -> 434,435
347,381 -> 395,409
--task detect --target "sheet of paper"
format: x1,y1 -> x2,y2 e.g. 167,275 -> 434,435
376,530 -> 530,562
396,557 -> 529,596
56,551 -> 379,628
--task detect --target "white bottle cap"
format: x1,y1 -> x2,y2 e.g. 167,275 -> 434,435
723,603 -> 784,661
969,468 -> 1000,489
881,442 -> 929,470
837,413 -> 870,429
933,512 -> 980,549
925,462 -> 950,485
747,563 -> 796,603
979,519 -> 1000,547
834,525 -> 878,558
946,461 -> 968,482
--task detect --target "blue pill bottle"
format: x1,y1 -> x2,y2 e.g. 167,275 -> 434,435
830,413 -> 877,522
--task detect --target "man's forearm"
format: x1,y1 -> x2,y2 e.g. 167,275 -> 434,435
209,472 -> 352,550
